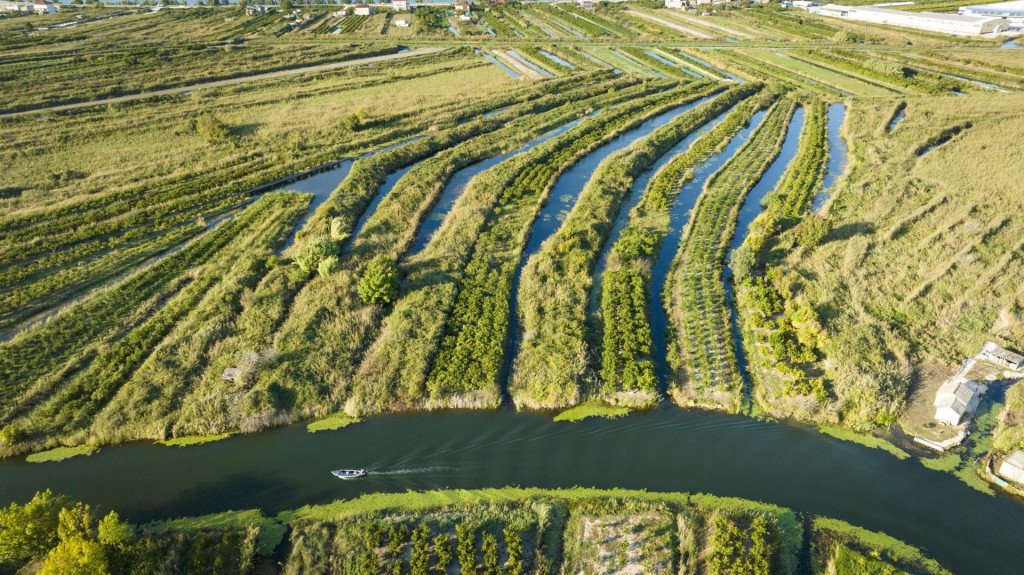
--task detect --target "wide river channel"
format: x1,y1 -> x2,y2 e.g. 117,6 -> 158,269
1,407 -> 1023,574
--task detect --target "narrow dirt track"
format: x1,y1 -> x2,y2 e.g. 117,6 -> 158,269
0,46 -> 445,119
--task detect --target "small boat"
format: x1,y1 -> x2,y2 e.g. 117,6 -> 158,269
331,468 -> 368,480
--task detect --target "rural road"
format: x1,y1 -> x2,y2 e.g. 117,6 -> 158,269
0,46 -> 445,119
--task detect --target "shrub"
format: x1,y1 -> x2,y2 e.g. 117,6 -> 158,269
318,256 -> 339,278
294,237 -> 339,275
794,215 -> 830,249
194,113 -> 232,143
358,255 -> 399,305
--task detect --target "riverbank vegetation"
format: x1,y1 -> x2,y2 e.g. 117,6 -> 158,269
1,487 -> 951,574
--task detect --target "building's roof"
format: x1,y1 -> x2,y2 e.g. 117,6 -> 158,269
1006,450 -> 1024,470
963,0 -> 1024,16
817,3 -> 1005,23
934,380 -> 981,415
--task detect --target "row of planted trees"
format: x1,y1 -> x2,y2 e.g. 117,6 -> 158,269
665,95 -> 796,411
598,86 -> 766,405
421,81 -> 703,409
508,81 -> 759,410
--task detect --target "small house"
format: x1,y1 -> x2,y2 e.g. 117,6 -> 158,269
999,451 -> 1024,485
458,12 -> 471,20
454,1 -> 470,11
32,0 -> 56,14
665,0 -> 684,7
933,379 -> 985,425
353,3 -> 373,16
980,341 -> 1024,371
392,0 -> 408,10
578,0 -> 593,8
245,4 -> 268,14
394,15 -> 410,26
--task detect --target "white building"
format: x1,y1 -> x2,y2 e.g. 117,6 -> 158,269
353,3 -> 372,15
933,379 -> 986,425
32,0 -> 55,13
809,4 -> 1009,35
999,450 -> 1024,485
665,0 -> 684,8
980,341 -> 1024,371
453,1 -> 470,11
394,15 -> 410,26
458,12 -> 471,20
792,0 -> 818,9
392,0 -> 408,11
578,0 -> 593,7
960,0 -> 1024,24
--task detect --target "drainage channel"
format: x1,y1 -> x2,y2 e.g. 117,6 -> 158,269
811,102 -> 848,214
723,107 -> 806,411
408,115 -> 591,258
590,98 -> 735,315
503,99 -> 720,393
650,109 -> 768,389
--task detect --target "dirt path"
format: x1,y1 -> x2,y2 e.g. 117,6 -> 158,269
626,9 -> 711,39
0,47 -> 445,119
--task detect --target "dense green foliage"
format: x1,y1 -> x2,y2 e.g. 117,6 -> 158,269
597,87 -> 763,404
0,491 -> 259,575
666,98 -> 796,411
511,82 -> 762,409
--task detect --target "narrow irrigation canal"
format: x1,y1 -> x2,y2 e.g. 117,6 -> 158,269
2,407 -> 1024,574
409,116 -> 587,258
724,106 -> 806,406
503,95 -> 718,383
649,109 -> 768,387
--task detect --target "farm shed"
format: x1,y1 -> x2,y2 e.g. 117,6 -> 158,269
810,4 -> 1009,34
999,451 -> 1024,485
394,15 -> 410,26
980,341 -> 1024,371
353,3 -> 373,16
665,0 -> 684,7
933,379 -> 985,425
960,0 -> 1024,24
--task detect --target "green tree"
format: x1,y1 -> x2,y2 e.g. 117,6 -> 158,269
39,537 -> 108,575
481,532 -> 499,575
432,534 -> 452,573
280,0 -> 292,10
318,255 -> 339,277
294,236 -> 339,275
358,255 -> 399,305
0,490 -> 73,565
455,523 -> 476,574
794,215 -> 830,249
503,525 -> 523,575
410,524 -> 430,575
97,512 -> 133,550
330,217 -> 350,242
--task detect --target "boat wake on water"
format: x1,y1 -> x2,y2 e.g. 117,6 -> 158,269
367,466 -> 458,476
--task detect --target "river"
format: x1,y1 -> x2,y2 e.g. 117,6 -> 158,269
1,407 -> 1022,574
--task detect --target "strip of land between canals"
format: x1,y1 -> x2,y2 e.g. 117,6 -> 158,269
0,47 -> 446,119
